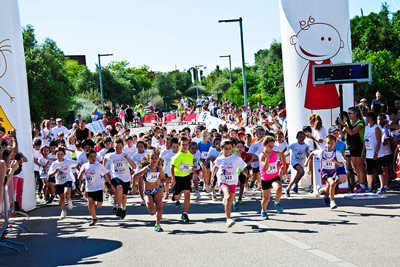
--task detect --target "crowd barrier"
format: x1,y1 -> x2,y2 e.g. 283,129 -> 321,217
0,177 -> 29,254
165,113 -> 177,123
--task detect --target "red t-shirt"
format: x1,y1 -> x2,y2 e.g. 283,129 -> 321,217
239,151 -> 252,164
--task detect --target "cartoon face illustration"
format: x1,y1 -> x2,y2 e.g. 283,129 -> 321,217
0,38 -> 14,102
290,17 -> 344,62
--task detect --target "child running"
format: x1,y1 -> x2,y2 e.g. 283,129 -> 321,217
211,140 -> 247,227
160,137 -> 179,200
133,153 -> 169,232
309,135 -> 346,209
285,131 -> 310,197
171,137 -> 193,222
78,149 -> 114,226
259,136 -> 286,219
48,147 -> 78,219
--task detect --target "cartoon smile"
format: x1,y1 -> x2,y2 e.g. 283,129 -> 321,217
299,46 -> 325,57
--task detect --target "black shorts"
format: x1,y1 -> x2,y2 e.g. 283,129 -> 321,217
252,167 -> 260,174
56,181 -> 72,195
87,190 -> 104,202
173,175 -> 192,195
239,173 -> 246,184
48,176 -> 56,183
348,148 -> 362,158
111,178 -> 131,195
366,158 -> 383,175
261,177 -> 281,190
380,154 -> 392,167
34,171 -> 40,181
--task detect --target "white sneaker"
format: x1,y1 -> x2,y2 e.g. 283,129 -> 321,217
243,187 -> 247,193
206,185 -> 212,193
59,210 -> 67,219
330,201 -> 337,209
226,218 -> 235,228
195,191 -> 201,199
222,197 -> 227,206
67,200 -> 73,210
109,195 -> 114,204
304,185 -> 313,192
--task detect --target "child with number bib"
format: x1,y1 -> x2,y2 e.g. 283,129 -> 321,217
259,136 -> 286,219
211,140 -> 247,228
133,153 -> 169,232
309,135 -> 345,209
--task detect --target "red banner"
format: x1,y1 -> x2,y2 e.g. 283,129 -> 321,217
184,113 -> 197,122
165,113 -> 177,122
144,115 -> 156,123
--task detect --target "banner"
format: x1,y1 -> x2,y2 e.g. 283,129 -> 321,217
0,0 -> 35,210
279,0 -> 354,143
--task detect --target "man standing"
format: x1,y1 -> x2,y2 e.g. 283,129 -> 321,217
74,120 -> 92,142
51,118 -> 69,141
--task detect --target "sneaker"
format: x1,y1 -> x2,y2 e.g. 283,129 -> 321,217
141,199 -> 146,206
38,192 -> 43,199
377,187 -> 386,195
212,192 -> 217,201
89,217 -> 98,226
206,184 -> 212,193
314,186 -> 321,198
261,210 -> 269,220
365,187 -> 373,193
108,195 -> 114,204
195,191 -> 201,199
121,209 -> 126,219
304,185 -> 312,192
154,224 -> 163,232
330,202 -> 337,209
233,201 -> 239,211
116,208 -> 122,217
164,193 -> 169,200
249,180 -> 255,188
323,196 -> 330,206
112,203 -> 117,211
274,202 -> 283,213
354,186 -> 366,193
293,184 -> 298,193
181,213 -> 190,223
59,210 -> 67,220
47,195 -> 55,204
285,188 -> 290,197
226,218 -> 236,228
171,195 -> 176,201
238,198 -> 244,205
176,200 -> 181,208
67,200 -> 73,210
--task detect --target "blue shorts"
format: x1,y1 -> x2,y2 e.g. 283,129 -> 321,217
144,184 -> 163,195
336,166 -> 346,176
140,117 -> 144,121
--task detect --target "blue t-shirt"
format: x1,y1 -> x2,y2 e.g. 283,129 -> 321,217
198,141 -> 213,163
334,140 -> 346,154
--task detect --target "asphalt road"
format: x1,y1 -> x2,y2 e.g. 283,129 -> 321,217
1,186 -> 399,267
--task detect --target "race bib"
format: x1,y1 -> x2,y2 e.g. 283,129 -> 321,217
201,151 -> 208,160
365,137 -> 372,150
321,160 -> 335,170
114,160 -> 126,173
267,162 -> 278,174
179,163 -> 191,173
86,175 -> 93,185
148,172 -> 159,183
58,171 -> 67,182
295,151 -> 304,161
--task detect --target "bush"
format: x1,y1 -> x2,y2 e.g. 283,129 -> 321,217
72,96 -> 101,122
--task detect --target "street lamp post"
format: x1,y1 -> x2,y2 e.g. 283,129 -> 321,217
220,55 -> 232,88
195,65 -> 203,99
218,17 -> 248,109
98,53 -> 113,112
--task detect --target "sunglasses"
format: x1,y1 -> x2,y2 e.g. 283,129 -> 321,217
360,101 -> 367,103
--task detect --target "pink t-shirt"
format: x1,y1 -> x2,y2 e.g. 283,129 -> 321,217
261,151 -> 279,181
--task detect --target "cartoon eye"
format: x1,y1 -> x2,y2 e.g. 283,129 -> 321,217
321,37 -> 324,41
328,37 -> 332,41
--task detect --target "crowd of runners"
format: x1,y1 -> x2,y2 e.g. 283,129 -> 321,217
1,91 -> 400,232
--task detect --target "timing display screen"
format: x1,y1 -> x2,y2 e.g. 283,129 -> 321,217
313,62 -> 371,84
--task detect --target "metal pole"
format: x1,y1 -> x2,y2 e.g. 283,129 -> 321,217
339,84 -> 343,117
195,67 -> 199,99
239,18 -> 248,109
98,54 -> 104,112
228,55 -> 233,88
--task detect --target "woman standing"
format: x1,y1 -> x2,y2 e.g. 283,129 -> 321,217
338,106 -> 367,193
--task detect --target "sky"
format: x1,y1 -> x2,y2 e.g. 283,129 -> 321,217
17,0 -> 397,72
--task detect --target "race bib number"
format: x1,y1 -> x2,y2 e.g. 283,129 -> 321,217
114,160 -> 126,173
58,171 -> 67,182
179,163 -> 191,173
86,175 -> 93,185
267,162 -> 278,174
365,137 -> 372,150
322,160 -> 336,170
148,172 -> 159,183
201,151 -> 208,160
295,151 -> 304,161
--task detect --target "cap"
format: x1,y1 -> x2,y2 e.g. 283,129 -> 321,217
238,130 -> 245,135
278,109 -> 286,116
241,105 -> 246,108
56,118 -> 62,122
328,126 -> 340,133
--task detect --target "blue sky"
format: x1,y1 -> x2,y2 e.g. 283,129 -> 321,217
18,0 -> 396,72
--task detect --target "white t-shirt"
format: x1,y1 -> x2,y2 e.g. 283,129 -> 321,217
33,148 -> 41,171
160,149 -> 177,177
364,124 -> 382,159
314,149 -> 344,170
207,147 -> 221,171
196,98 -> 202,106
380,126 -> 392,156
192,136 -> 202,144
97,148 -> 109,163
192,150 -> 201,171
48,159 -> 78,185
123,144 -> 137,159
51,126 -> 69,141
104,153 -> 132,182
214,154 -> 247,185
42,128 -> 52,145
79,162 -> 109,192
151,136 -> 159,147
275,141 -> 289,162
248,141 -> 263,168
77,152 -> 88,166
287,142 -> 310,167
38,155 -> 56,177
131,151 -> 147,172
312,126 -> 327,150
